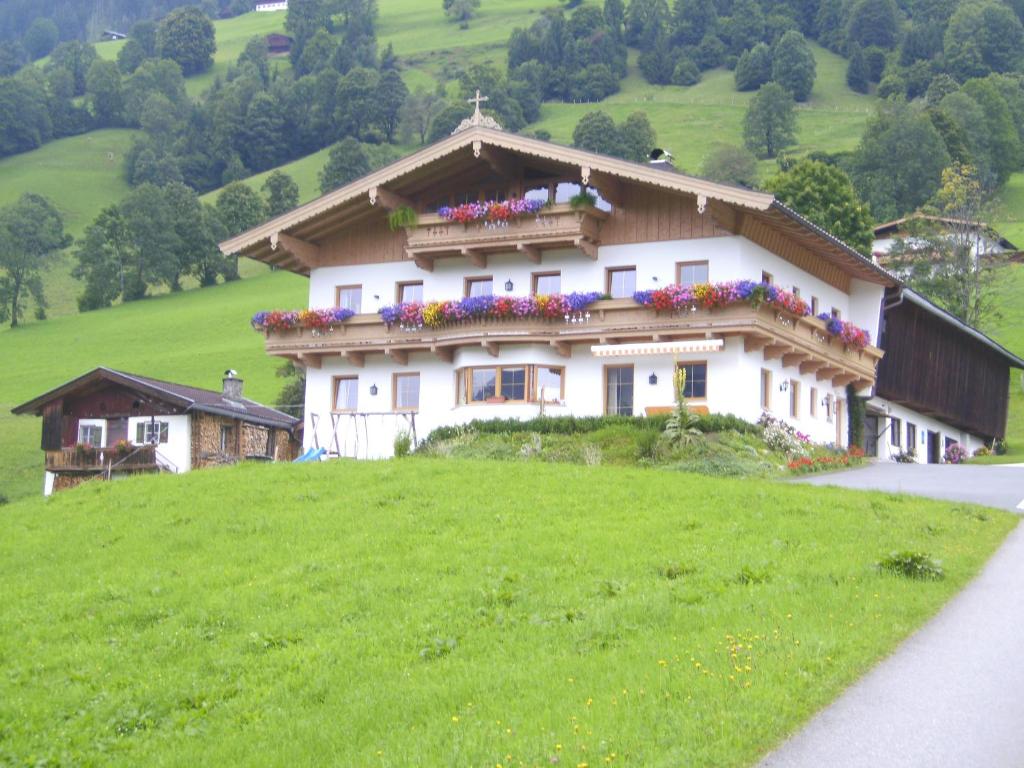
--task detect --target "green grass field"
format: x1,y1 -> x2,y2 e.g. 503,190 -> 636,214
0,458 -> 1014,767
0,269 -> 305,503
992,172 -> 1024,248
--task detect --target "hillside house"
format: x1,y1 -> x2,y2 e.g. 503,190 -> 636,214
12,368 -> 300,495
101,30 -> 128,41
265,33 -> 293,56
220,98 -> 1020,464
255,1 -> 288,11
872,214 -> 1019,265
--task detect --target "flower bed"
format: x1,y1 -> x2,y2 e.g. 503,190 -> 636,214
787,450 -> 865,473
379,292 -> 605,329
437,198 -> 546,225
251,307 -> 355,332
633,280 -> 872,349
944,442 -> 968,464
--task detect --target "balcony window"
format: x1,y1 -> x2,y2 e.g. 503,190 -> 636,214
761,271 -> 774,285
393,372 -> 420,411
78,423 -> 103,447
535,366 -> 564,402
465,276 -> 493,298
500,367 -> 527,400
605,365 -> 634,415
532,271 -> 561,295
336,285 -> 362,313
134,421 -> 168,445
333,376 -> 358,412
524,185 -> 550,204
554,182 -> 582,204
471,368 -> 497,401
606,266 -> 636,299
677,362 -> 707,399
397,281 -> 423,304
677,261 -> 709,287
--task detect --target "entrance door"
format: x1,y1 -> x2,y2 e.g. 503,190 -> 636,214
864,415 -> 878,457
107,417 -> 128,447
927,431 -> 941,464
835,399 -> 845,447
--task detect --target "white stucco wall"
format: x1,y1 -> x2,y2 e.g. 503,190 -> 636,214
127,415 -> 191,473
866,397 -> 986,463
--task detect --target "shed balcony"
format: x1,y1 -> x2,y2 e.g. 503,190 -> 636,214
403,203 -> 607,270
261,301 -> 883,390
45,444 -> 158,472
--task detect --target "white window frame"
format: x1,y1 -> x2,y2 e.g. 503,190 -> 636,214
78,419 -> 105,447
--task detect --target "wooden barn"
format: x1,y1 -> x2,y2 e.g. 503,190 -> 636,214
265,33 -> 293,56
11,368 -> 300,495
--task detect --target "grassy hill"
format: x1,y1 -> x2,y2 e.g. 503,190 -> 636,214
0,458 -> 1014,766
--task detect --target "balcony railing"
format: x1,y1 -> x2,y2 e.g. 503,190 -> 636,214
46,444 -> 158,471
404,203 -> 607,268
260,300 -> 884,389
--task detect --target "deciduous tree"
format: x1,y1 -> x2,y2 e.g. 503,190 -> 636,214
0,194 -> 70,327
156,6 -> 216,76
262,171 -> 300,217
772,30 -> 815,102
701,144 -> 759,188
319,137 -> 370,194
742,82 -> 796,158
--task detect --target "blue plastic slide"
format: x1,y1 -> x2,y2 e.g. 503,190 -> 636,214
292,447 -> 326,463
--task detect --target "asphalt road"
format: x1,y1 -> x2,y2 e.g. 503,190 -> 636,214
759,463 -> 1024,768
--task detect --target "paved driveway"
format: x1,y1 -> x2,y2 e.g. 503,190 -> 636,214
760,463 -> 1024,768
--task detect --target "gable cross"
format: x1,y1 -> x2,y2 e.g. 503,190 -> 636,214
468,90 -> 489,121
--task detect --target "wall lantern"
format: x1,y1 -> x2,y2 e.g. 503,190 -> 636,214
779,380 -> 789,392
369,384 -> 378,396
504,279 -> 514,292
648,373 -> 658,385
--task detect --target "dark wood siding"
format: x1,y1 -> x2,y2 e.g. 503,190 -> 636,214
876,299 -> 1011,440
41,402 -> 63,451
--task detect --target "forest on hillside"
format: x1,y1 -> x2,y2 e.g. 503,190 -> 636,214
0,0 -> 1022,328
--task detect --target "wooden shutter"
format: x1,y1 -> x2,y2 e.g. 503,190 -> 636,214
41,402 -> 62,451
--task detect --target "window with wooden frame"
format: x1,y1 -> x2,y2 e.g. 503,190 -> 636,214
676,362 -> 707,399
906,422 -> 917,452
761,271 -> 774,285
890,417 -> 902,446
676,260 -> 709,287
760,368 -> 772,410
809,386 -> 818,418
532,271 -> 561,295
332,376 -> 358,412
606,266 -> 636,298
392,372 -> 420,411
335,284 -> 362,313
604,365 -> 634,416
790,379 -> 800,418
535,366 -> 565,402
831,307 -> 842,320
464,276 -> 493,298
219,424 -> 235,453
792,286 -> 801,297
811,296 -> 819,315
396,281 -> 423,304
135,421 -> 169,445
459,366 -> 527,404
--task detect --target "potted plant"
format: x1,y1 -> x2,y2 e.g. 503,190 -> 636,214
74,442 -> 97,463
114,439 -> 133,458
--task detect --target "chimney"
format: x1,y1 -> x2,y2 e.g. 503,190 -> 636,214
649,148 -> 674,168
223,369 -> 243,401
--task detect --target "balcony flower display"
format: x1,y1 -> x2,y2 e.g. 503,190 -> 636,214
634,279 -> 811,317
380,292 -> 604,329
251,307 -> 355,332
437,197 -> 547,225
816,313 -> 871,350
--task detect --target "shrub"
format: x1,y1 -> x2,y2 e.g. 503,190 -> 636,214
993,439 -> 1008,456
893,449 -> 917,463
943,442 -> 968,464
635,430 -> 659,461
0,493 -> 7,506
393,431 -> 413,458
758,412 -> 810,456
877,551 -> 944,580
973,445 -> 991,457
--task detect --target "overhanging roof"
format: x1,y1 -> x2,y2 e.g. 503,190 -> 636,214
874,214 -> 1018,251
11,367 -> 299,431
220,125 -> 896,287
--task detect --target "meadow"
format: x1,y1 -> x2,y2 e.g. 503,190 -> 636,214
0,458 -> 1015,767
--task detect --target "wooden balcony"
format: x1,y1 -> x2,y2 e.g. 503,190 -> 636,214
262,301 -> 884,389
404,203 -> 607,270
45,444 -> 158,472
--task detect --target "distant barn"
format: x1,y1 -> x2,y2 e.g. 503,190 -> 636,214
101,29 -> 128,41
255,1 -> 289,11
265,33 -> 293,55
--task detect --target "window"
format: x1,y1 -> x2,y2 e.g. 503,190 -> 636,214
890,417 -> 902,446
524,185 -> 550,204
465,276 -> 493,298
811,296 -> 819,315
535,366 -> 564,402
825,394 -> 833,423
134,421 -> 168,444
554,182 -> 582,203
760,369 -> 772,410
220,424 -> 235,453
78,423 -> 103,447
677,261 -> 709,287
333,376 -> 358,412
790,380 -> 800,418
761,271 -> 773,285
532,271 -> 561,295
792,286 -> 800,297
393,373 -> 420,411
906,422 -> 917,452
831,307 -> 842,320
677,362 -> 707,399
809,386 -> 818,418
606,267 -> 636,299
605,365 -> 634,415
471,368 -> 497,401
500,367 -> 527,400
397,281 -> 423,304
335,285 -> 362,313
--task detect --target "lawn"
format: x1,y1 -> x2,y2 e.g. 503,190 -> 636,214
0,458 -> 1014,767
0,269 -> 306,503
992,172 -> 1024,248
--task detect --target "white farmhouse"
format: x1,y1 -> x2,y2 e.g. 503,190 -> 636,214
222,109 -> 1022,463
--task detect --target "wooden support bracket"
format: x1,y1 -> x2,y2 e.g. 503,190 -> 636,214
799,359 -> 826,374
462,248 -> 487,269
431,345 -> 454,363
763,343 -> 791,361
411,253 -> 435,272
816,366 -> 841,381
369,186 -> 414,211
744,335 -> 771,353
550,340 -> 572,358
588,170 -> 624,207
342,351 -> 365,368
832,373 -> 858,387
517,243 -> 541,264
271,232 -> 321,270
482,340 -> 500,357
781,352 -> 811,368
296,352 -> 322,369
575,237 -> 598,260
386,349 -> 409,366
